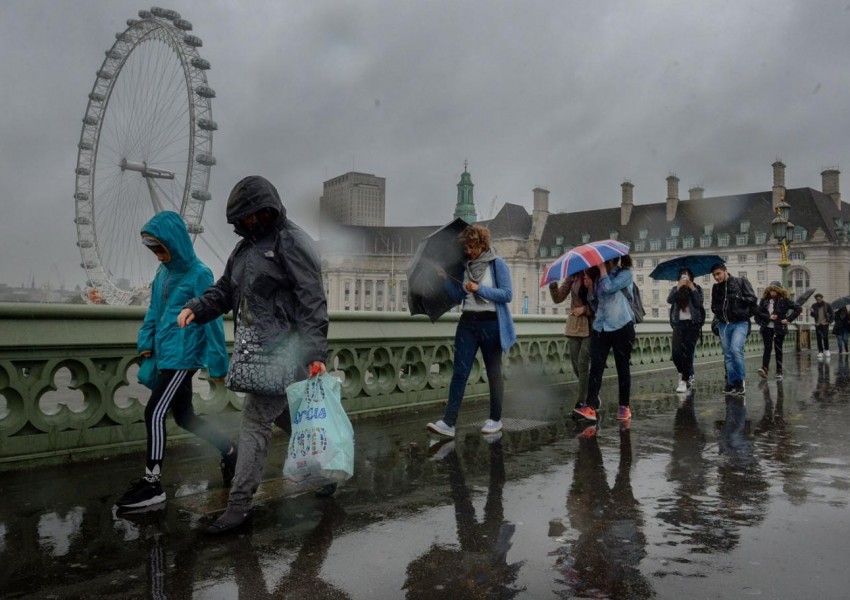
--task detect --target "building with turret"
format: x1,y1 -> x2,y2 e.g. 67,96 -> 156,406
318,161 -> 850,319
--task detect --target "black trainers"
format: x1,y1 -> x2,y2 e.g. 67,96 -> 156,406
734,381 -> 746,396
723,383 -> 735,394
220,445 -> 238,487
115,478 -> 166,509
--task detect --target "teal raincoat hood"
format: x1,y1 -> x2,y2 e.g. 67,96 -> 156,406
140,211 -> 197,273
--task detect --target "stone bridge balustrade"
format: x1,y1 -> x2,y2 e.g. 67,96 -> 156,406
0,304 -> 775,468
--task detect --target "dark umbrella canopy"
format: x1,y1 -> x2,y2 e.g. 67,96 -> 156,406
406,218 -> 468,322
793,287 -> 816,306
830,295 -> 850,310
649,254 -> 725,281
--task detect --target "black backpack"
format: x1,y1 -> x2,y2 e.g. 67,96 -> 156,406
622,282 -> 646,324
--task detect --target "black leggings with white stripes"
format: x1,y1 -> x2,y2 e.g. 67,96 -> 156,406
145,369 -> 232,473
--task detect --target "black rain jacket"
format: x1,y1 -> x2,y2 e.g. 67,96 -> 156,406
711,276 -> 757,324
755,296 -> 801,334
185,176 -> 329,372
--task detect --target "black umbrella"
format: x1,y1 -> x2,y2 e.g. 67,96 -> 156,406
830,295 -> 850,310
649,254 -> 725,281
406,218 -> 468,322
793,287 -> 816,306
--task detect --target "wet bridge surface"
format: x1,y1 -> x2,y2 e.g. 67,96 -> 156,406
2,352 -> 850,599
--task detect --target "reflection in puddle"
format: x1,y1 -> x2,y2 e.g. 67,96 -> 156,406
38,507 -> 84,557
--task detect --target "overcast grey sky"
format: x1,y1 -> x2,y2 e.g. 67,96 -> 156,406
2,0 -> 849,288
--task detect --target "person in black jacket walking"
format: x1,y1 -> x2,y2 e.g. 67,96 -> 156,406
809,293 -> 834,359
710,262 -> 757,395
755,282 -> 800,381
179,176 -> 330,534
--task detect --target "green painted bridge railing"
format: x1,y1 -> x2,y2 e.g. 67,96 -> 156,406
0,303 -> 776,468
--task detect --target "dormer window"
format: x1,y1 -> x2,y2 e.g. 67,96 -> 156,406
555,235 -> 564,245
639,229 -> 649,240
704,223 -> 714,236
670,225 -> 680,237
581,233 -> 590,243
740,220 -> 750,234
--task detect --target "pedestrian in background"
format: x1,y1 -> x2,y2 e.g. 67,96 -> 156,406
667,268 -> 704,393
809,293 -> 834,359
755,282 -> 800,381
115,211 -> 233,511
426,224 -> 516,438
549,268 -> 596,409
832,305 -> 849,354
710,262 -> 757,395
179,176 -> 329,534
573,255 -> 635,424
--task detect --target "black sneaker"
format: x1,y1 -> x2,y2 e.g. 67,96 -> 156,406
734,381 -> 746,395
723,383 -> 735,394
115,478 -> 166,509
220,445 -> 238,487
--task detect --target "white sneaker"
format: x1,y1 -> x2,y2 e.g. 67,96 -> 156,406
675,380 -> 687,393
426,420 -> 455,438
818,352 -> 824,360
826,350 -> 831,358
481,419 -> 503,434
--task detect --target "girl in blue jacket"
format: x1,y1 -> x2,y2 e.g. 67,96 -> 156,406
115,211 -> 234,510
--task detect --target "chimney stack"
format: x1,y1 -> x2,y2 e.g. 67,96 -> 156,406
531,187 -> 549,241
822,168 -> 841,210
688,186 -> 704,200
620,181 -> 634,226
666,174 -> 680,221
772,160 -> 786,210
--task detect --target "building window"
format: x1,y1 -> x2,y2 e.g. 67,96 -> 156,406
551,246 -> 562,256
789,251 -> 805,261
650,239 -> 661,251
738,254 -> 747,264
581,233 -> 590,243
683,236 -> 695,249
652,258 -> 660,267
555,235 -> 564,245
788,268 -> 810,303
652,307 -> 659,318
704,223 -> 714,235
539,246 -> 549,258
757,270 -> 765,282
639,229 -> 649,240
636,258 -> 644,268
755,232 -> 767,244
635,240 -> 646,252
652,289 -> 660,303
793,227 -> 808,242
700,236 -> 712,248
740,220 -> 751,233
702,275 -> 710,285
718,233 -> 730,247
736,233 -> 749,245
670,225 -> 680,237
756,251 -> 767,262
738,272 -> 747,279
637,274 -> 644,284
609,230 -> 619,240
666,237 -> 678,250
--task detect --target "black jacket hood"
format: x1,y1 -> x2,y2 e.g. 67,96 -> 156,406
226,176 -> 288,230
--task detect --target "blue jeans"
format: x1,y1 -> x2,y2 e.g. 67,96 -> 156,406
444,316 -> 504,427
718,321 -> 748,386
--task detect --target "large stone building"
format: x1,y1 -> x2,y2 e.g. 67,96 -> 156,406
319,162 -> 850,321
319,171 -> 386,229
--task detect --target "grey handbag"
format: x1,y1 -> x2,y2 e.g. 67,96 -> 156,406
225,323 -> 300,396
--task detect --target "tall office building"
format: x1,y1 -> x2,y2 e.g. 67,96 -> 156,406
320,172 -> 386,227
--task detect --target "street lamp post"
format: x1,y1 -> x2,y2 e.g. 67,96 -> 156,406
771,196 -> 793,289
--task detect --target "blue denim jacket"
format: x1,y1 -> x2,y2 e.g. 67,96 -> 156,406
589,267 -> 634,332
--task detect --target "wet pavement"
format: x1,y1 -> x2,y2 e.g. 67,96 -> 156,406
2,351 -> 850,599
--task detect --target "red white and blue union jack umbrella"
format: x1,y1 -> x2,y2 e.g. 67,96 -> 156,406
539,239 -> 630,287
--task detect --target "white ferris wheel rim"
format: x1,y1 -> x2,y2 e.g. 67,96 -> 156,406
74,7 -> 216,305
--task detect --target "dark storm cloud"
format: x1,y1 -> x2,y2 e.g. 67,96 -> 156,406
2,0 -> 850,286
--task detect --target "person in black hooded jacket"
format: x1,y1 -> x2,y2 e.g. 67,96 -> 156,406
710,262 -> 757,395
179,175 -> 329,534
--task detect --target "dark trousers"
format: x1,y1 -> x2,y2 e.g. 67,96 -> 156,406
585,322 -> 635,409
815,324 -> 831,352
444,315 -> 504,427
760,326 -> 785,374
145,369 -> 231,473
671,322 -> 700,381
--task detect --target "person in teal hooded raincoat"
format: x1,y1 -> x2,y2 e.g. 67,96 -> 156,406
115,211 -> 234,511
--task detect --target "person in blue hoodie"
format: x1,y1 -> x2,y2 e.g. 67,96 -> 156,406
426,224 -> 516,438
114,211 -> 233,511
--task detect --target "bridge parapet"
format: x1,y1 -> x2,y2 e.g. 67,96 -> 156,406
0,304 -> 767,467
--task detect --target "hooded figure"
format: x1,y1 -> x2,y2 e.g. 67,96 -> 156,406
180,176 -> 330,535
114,210 -> 234,512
